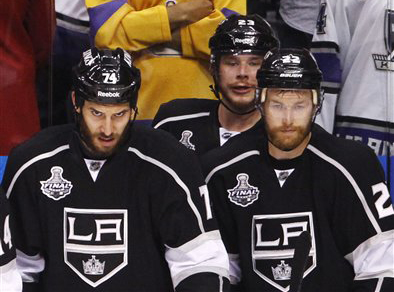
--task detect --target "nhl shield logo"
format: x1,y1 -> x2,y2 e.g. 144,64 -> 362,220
64,208 -> 128,287
227,173 -> 260,207
40,166 -> 73,200
251,212 -> 316,292
179,130 -> 196,150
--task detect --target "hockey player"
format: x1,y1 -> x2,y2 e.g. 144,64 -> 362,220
310,0 -> 394,196
86,0 -> 245,121
1,48 -> 230,292
202,48 -> 394,291
0,187 -> 22,292
153,14 -> 279,155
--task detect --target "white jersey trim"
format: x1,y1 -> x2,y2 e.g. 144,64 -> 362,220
345,230 -> 394,280
154,112 -> 210,129
128,147 -> 205,233
228,253 -> 241,285
205,151 -> 261,184
0,258 -> 23,291
16,250 -> 45,283
165,230 -> 229,288
307,144 -> 382,233
374,277 -> 383,292
6,145 -> 70,199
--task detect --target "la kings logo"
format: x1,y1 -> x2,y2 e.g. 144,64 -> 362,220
40,166 -> 73,200
227,173 -> 259,207
64,208 -> 128,287
251,212 -> 316,292
372,10 -> 394,71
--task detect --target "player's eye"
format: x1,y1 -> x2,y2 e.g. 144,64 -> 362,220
249,60 -> 262,67
114,111 -> 125,117
293,102 -> 308,111
223,59 -> 238,66
91,109 -> 102,117
270,103 -> 283,110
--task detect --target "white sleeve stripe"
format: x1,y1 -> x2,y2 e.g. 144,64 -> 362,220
219,275 -> 223,292
165,230 -> 222,252
374,278 -> 383,292
128,147 -> 205,233
0,259 -> 23,292
345,230 -> 394,280
154,112 -> 210,129
165,231 -> 229,288
205,150 -> 260,184
307,145 -> 381,233
6,144 -> 70,198
16,250 -> 45,283
228,253 -> 241,285
0,258 -> 17,273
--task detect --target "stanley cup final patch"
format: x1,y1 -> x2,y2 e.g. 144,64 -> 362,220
64,208 -> 128,287
251,212 -> 316,292
179,130 -> 196,150
40,166 -> 73,200
227,173 -> 260,207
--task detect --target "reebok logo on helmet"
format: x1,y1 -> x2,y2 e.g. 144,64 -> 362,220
234,38 -> 254,45
97,91 -> 120,98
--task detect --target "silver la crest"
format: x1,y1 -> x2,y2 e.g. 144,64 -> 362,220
227,173 -> 259,207
40,166 -> 73,200
179,130 -> 196,150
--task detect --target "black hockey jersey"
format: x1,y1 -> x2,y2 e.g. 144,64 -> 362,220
152,98 -> 264,156
0,187 -> 22,291
2,124 -> 229,292
202,124 -> 394,292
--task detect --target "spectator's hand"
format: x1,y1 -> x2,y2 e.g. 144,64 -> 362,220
167,0 -> 213,31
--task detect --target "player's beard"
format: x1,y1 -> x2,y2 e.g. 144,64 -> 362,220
266,121 -> 312,152
78,117 -> 130,159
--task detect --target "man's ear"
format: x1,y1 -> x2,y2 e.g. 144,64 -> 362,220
71,92 -> 81,113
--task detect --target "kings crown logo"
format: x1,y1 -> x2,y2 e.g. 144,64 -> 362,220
83,255 -> 105,275
272,260 -> 292,281
40,166 -> 73,200
227,173 -> 259,207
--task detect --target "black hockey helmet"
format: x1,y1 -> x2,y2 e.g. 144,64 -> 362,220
208,14 -> 279,115
209,14 -> 279,71
256,48 -> 322,107
73,48 -> 141,109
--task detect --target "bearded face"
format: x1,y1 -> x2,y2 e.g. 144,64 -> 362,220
77,100 -> 132,159
263,89 -> 315,153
